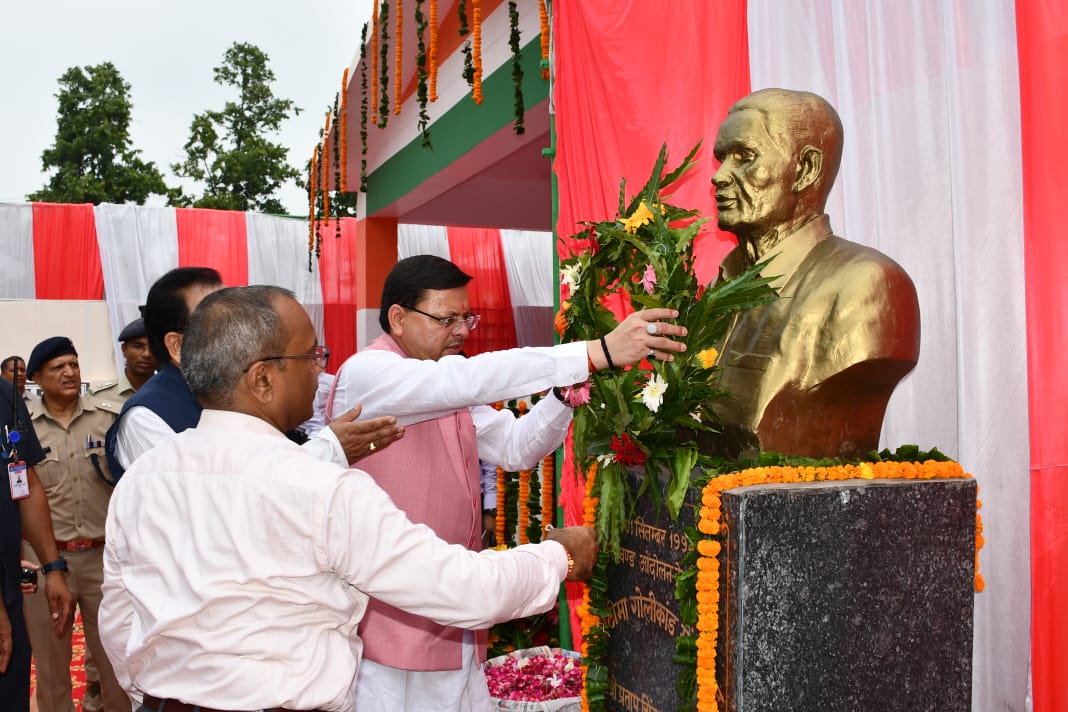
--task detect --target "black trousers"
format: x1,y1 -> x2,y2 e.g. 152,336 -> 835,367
0,596 -> 31,712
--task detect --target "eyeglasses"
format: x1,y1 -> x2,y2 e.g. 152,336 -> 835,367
404,306 -> 481,332
244,345 -> 330,372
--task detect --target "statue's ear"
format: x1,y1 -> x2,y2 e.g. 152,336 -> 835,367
793,145 -> 823,193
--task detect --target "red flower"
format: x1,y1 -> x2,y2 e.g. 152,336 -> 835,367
609,433 -> 647,466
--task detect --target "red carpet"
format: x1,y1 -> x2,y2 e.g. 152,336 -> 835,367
29,612 -> 88,711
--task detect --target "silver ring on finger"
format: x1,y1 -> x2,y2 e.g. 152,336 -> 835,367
368,441 -> 377,452
646,322 -> 658,335
647,350 -> 656,360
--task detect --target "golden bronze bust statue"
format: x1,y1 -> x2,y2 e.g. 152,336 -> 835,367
709,88 -> 920,459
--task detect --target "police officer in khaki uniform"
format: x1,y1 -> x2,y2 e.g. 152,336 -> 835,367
22,337 -> 126,712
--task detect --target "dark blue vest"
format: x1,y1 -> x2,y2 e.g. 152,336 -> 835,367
105,364 -> 202,480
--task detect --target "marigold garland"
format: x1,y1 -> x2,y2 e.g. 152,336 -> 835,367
690,460 -> 985,712
428,0 -> 439,101
541,451 -> 554,537
307,144 -> 318,270
578,462 -> 608,712
340,69 -> 349,192
538,0 -> 550,80
471,0 -> 483,104
331,93 -> 342,239
393,0 -> 403,115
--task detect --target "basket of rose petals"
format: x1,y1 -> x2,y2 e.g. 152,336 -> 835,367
485,646 -> 583,711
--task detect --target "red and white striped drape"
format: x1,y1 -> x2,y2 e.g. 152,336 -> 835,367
0,203 -> 358,369
554,1 -> 1066,710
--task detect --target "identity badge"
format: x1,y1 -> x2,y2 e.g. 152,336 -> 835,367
8,460 -> 30,500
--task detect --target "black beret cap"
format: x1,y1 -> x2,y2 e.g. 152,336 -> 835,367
27,337 -> 78,379
117,318 -> 146,343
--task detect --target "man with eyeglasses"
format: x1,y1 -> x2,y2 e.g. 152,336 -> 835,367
105,267 -> 403,481
329,254 -> 688,712
99,285 -> 599,712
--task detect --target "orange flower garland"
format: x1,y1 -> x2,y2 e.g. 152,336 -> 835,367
578,461 -> 600,712
692,460 -> 985,712
394,0 -> 403,115
515,401 -> 530,543
493,401 -> 506,547
541,451 -> 554,537
340,68 -> 349,191
428,0 -> 439,101
538,0 -> 549,80
371,0 -> 379,121
471,0 -> 483,104
308,144 -> 318,261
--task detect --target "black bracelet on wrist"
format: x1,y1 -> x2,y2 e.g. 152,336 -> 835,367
41,556 -> 68,574
599,335 -> 616,370
552,386 -> 573,407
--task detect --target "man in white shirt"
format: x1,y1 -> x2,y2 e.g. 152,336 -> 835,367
104,267 -> 402,478
329,255 -> 687,711
99,285 -> 597,712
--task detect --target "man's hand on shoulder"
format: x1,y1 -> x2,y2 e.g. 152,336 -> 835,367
328,402 -> 406,463
545,526 -> 599,582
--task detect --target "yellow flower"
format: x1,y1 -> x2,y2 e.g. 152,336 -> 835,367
621,201 -> 655,234
697,347 -> 719,369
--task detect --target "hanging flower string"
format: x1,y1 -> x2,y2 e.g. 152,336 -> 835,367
321,112 -> 332,227
471,0 -> 483,103
340,68 -> 349,192
394,0 -> 403,115
538,0 -> 550,80
577,461 -> 608,712
307,144 -> 318,269
414,0 -> 432,147
359,22 -> 370,192
371,0 -> 379,123
686,459 -> 985,712
331,94 -> 342,239
541,451 -> 554,537
428,0 -> 439,101
508,0 -> 525,134
378,0 -> 391,127
458,0 -> 474,85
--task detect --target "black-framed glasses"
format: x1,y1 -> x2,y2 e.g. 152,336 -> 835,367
244,345 -> 330,372
404,306 -> 481,332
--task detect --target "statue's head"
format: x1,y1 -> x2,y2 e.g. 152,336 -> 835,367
712,89 -> 843,240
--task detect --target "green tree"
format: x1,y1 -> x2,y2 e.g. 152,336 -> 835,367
171,42 -> 301,214
30,62 -> 168,205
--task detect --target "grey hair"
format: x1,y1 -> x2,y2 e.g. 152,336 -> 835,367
181,285 -> 295,408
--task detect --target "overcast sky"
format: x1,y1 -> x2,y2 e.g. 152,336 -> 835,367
1,0 -> 374,214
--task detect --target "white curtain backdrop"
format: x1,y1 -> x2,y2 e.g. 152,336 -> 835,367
397,223 -> 450,260
0,204 -> 37,299
747,1 -> 1030,708
93,203 -> 180,370
501,229 -> 555,346
246,212 -> 326,341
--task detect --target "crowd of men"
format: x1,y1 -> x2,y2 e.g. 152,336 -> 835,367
1,262 -> 682,712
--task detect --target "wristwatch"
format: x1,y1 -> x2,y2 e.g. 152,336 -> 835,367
41,556 -> 69,574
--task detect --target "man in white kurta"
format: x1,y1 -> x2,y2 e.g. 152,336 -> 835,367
328,255 -> 689,711
98,285 -> 598,712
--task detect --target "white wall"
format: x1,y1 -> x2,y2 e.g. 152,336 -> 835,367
2,300 -> 119,384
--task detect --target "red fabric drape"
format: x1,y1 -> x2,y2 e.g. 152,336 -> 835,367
175,208 -> 249,288
553,0 -> 750,647
1016,3 -> 1068,710
446,226 -> 517,356
31,203 -> 103,299
318,218 -> 360,367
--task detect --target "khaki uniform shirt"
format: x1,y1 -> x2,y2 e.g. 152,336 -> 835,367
89,369 -> 137,411
29,395 -> 120,541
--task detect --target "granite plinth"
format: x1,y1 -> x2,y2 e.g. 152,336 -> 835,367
604,473 -> 975,712
720,478 -> 975,712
